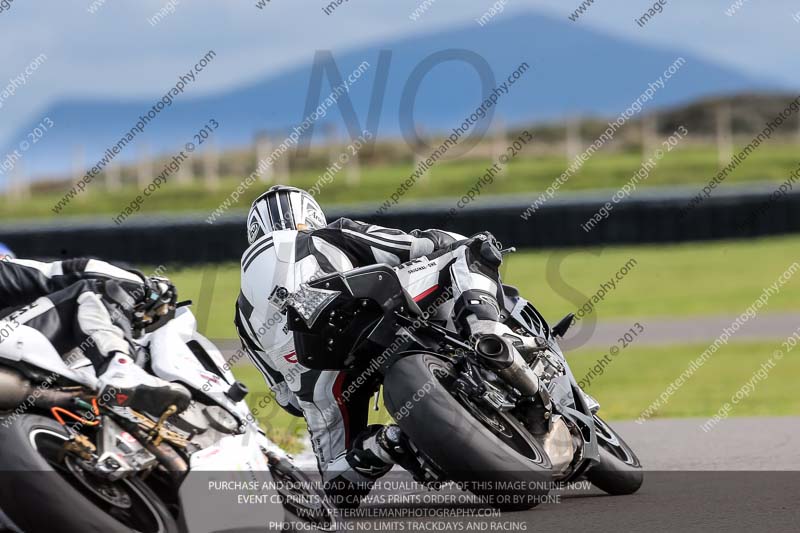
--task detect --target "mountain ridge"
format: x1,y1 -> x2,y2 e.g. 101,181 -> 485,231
4,9 -> 786,180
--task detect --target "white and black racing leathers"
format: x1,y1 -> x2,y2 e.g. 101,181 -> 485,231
0,257 -> 192,414
0,258 -> 147,372
236,218 -> 507,485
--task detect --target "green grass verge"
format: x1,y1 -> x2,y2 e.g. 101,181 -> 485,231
568,340 -> 797,420
234,339 -> 798,450
168,234 -> 800,341
8,144 -> 799,221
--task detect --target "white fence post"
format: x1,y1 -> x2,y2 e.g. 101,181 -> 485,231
137,144 -> 151,190
105,161 -> 121,191
566,117 -> 581,163
255,132 -> 274,183
642,113 -> 658,158
203,143 -> 220,191
715,103 -> 734,166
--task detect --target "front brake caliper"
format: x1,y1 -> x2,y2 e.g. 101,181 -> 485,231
63,434 -> 96,461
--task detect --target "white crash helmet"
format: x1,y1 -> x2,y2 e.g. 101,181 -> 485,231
247,185 -> 327,243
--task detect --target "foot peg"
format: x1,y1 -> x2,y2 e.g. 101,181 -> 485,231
149,404 -> 178,446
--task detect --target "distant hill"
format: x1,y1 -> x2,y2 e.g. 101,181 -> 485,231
6,10 -> 786,180
524,92 -> 800,145
651,93 -> 800,136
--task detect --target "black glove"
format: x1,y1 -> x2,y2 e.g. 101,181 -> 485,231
466,231 -> 503,268
142,276 -> 177,313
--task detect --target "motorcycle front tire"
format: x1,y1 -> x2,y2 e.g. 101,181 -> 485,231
0,414 -> 179,533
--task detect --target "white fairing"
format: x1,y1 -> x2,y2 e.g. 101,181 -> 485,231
147,308 -> 245,421
147,308 -> 204,382
145,307 -> 281,433
189,328 -> 257,424
190,429 -> 270,471
179,429 -> 286,533
146,308 -> 290,531
190,332 -> 235,384
0,323 -> 98,388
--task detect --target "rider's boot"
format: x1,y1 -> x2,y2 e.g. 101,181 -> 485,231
348,424 -> 429,482
97,354 -> 192,416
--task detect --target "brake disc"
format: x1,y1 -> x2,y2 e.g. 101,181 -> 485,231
64,455 -> 133,510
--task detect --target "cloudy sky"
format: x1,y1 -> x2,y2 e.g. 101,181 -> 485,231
0,0 -> 798,151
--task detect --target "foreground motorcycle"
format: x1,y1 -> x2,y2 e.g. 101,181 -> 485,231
286,261 -> 643,510
0,305 -> 338,532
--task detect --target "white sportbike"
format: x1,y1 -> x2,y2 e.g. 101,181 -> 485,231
0,305 -> 338,533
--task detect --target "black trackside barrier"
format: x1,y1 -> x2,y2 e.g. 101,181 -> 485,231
1,185 -> 797,265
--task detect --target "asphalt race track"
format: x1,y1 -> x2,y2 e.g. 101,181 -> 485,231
215,311 -> 800,356
1,416 -> 795,531
327,417 -> 800,533
559,312 -> 800,351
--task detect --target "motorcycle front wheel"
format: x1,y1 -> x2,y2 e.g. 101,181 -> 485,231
269,457 -> 342,532
0,414 -> 179,533
586,414 -> 643,495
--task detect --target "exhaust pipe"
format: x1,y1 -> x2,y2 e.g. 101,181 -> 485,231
0,367 -> 32,409
144,440 -> 188,482
0,367 -> 87,410
475,334 -> 540,397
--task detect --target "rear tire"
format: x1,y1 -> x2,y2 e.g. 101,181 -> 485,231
587,415 -> 643,495
383,353 -> 554,511
0,414 -> 179,533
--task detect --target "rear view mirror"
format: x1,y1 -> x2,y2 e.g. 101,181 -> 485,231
551,313 -> 575,338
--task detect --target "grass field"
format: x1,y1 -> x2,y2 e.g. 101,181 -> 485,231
168,234 -> 800,341
6,144 -> 799,221
155,233 -> 800,450
567,341 -> 797,420
233,339 -> 799,451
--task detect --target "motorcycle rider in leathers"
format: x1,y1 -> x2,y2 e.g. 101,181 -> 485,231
236,185 -> 539,507
0,257 -> 191,416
